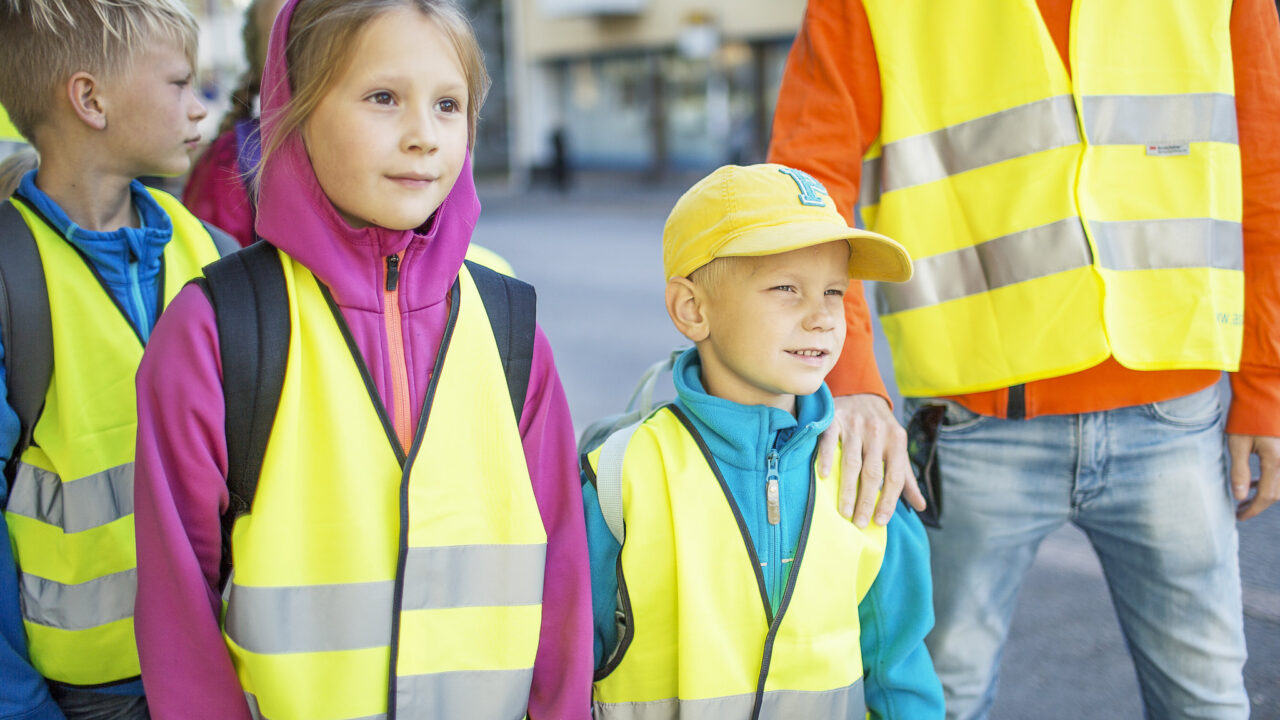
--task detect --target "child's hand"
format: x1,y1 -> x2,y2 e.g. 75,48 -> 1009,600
819,393 -> 926,527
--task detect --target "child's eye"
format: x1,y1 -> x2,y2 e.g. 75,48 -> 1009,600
825,288 -> 845,297
772,285 -> 796,293
368,91 -> 395,105
438,98 -> 461,113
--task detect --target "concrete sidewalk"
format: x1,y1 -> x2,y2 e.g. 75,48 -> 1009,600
472,181 -> 1280,719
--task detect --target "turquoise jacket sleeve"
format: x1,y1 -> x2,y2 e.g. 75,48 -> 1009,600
582,471 -> 623,671
0,340 -> 65,720
858,502 -> 944,719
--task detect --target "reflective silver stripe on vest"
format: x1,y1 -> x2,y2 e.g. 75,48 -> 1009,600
225,543 -> 545,655
5,462 -> 134,533
880,96 -> 1080,193
859,155 -> 883,213
400,543 -> 546,610
397,668 -> 533,718
1083,93 -> 1238,146
20,568 -> 136,630
594,679 -> 865,720
879,218 -> 1091,313
244,692 -> 385,720
1092,219 -> 1244,272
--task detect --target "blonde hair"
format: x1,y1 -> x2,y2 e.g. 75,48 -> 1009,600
0,0 -> 199,143
0,146 -> 39,197
688,256 -> 750,298
258,0 -> 490,176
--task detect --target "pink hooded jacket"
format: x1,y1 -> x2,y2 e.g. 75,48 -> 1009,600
132,1 -> 592,717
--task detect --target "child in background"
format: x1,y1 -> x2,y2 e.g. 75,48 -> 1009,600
181,0 -> 284,247
132,1 -> 591,718
581,164 -> 944,719
0,1 -> 227,717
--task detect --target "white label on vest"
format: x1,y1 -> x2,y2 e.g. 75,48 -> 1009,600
1146,142 -> 1190,157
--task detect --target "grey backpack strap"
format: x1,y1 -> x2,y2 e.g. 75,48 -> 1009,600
199,220 -> 241,257
0,199 -> 50,485
595,420 -> 642,546
465,260 -> 536,422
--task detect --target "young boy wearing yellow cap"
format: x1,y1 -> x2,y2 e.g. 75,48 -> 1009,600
581,163 -> 943,719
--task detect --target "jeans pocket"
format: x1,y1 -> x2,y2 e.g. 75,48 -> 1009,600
906,397 -> 986,433
1146,386 -> 1224,428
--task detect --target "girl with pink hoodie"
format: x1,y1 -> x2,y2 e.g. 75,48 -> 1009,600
132,1 -> 591,718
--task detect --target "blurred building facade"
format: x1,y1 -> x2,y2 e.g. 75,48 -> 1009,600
506,0 -> 805,183
184,0 -> 806,182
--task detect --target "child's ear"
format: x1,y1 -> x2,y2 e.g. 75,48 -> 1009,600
666,277 -> 710,343
67,72 -> 107,131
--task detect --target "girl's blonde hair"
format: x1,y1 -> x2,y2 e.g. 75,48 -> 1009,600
259,0 -> 490,177
0,0 -> 198,143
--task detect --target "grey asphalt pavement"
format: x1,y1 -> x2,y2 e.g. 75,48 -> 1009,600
472,178 -> 1280,719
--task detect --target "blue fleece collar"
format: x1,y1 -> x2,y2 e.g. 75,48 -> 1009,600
16,170 -> 172,286
672,347 -> 834,471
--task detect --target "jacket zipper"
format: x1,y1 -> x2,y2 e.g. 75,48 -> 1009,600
384,254 -> 412,451
765,450 -> 782,604
126,257 -> 151,342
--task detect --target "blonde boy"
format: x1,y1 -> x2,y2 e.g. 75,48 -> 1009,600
0,2 -> 230,717
581,164 -> 943,718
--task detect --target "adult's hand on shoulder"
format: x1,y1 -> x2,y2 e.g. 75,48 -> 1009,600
819,393 -> 927,527
1228,433 -> 1280,520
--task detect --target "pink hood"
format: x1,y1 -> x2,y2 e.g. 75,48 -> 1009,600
255,0 -> 477,316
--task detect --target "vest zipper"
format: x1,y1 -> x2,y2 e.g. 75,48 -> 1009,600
765,450 -> 782,604
384,253 -> 412,451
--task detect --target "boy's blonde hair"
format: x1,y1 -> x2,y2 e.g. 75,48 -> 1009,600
0,0 -> 199,143
688,256 -> 750,298
259,0 -> 490,176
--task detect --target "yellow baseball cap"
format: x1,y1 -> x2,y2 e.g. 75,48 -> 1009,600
662,163 -> 912,283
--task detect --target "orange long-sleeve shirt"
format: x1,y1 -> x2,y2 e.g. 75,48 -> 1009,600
770,0 -> 1280,436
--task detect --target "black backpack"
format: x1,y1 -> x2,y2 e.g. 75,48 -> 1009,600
195,242 -> 536,586
0,198 -> 238,488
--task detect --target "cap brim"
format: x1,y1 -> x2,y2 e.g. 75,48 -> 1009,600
717,221 -> 913,283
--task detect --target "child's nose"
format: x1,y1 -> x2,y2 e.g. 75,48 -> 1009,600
402,109 -> 438,154
805,299 -> 838,331
190,95 -> 208,122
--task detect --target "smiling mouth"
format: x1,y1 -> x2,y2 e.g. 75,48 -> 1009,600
787,349 -> 828,358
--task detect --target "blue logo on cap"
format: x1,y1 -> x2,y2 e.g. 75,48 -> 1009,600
777,167 -> 829,207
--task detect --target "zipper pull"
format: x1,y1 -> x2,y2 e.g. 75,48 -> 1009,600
385,254 -> 401,292
766,450 -> 781,525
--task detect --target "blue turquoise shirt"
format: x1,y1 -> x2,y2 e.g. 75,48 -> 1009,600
582,348 -> 943,718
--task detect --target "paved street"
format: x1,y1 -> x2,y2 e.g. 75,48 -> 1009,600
472,178 -> 1279,719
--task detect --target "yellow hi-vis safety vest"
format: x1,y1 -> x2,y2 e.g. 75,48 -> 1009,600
3,190 -> 220,685
585,406 -> 886,719
858,0 -> 1243,397
221,251 -> 546,720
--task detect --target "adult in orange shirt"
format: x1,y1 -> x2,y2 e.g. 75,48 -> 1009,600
771,1 -> 1280,718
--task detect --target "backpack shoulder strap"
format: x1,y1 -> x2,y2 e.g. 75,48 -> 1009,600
465,259 -> 536,422
199,219 -> 241,257
594,419 -> 643,546
0,199 -> 51,483
195,242 -> 288,587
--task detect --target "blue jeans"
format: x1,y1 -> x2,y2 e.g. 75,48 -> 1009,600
906,386 -> 1249,720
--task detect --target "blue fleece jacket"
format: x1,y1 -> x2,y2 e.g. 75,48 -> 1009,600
583,348 -> 943,718
0,170 -> 171,716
